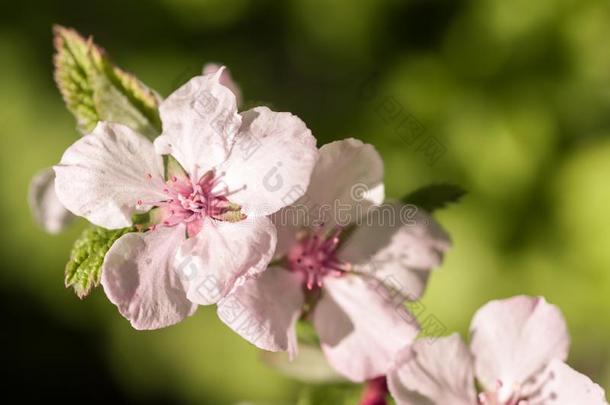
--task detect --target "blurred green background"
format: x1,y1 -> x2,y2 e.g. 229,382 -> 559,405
2,0 -> 610,402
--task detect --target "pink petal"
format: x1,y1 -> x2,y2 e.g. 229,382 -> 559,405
202,63 -> 242,107
218,106 -> 317,217
304,138 -> 384,228
54,122 -> 165,229
313,275 -> 419,382
216,267 -> 304,356
269,209 -> 301,260
182,216 -> 277,305
271,138 -> 384,258
154,68 -> 241,178
101,225 -> 197,330
28,167 -> 74,233
339,203 -> 451,301
537,359 -> 608,405
469,295 -> 570,393
387,334 -> 477,405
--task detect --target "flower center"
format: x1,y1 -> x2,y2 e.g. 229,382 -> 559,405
137,170 -> 244,237
287,226 -> 351,290
478,373 -> 557,405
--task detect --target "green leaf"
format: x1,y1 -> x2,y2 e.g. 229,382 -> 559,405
401,183 -> 466,213
53,25 -> 161,136
64,225 -> 133,299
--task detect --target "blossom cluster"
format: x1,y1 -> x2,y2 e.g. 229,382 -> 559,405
30,28 -> 608,405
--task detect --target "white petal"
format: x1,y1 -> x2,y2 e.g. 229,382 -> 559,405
470,295 -> 570,392
537,360 -> 608,405
182,216 -> 277,305
54,122 -> 165,229
101,225 -> 196,330
340,203 -> 451,301
387,334 -> 477,405
313,275 -> 419,382
305,138 -> 384,228
202,63 -> 242,107
28,168 -> 74,233
271,138 -> 385,258
155,69 -> 241,178
217,267 -> 304,356
217,106 -> 317,217
270,210 -> 301,260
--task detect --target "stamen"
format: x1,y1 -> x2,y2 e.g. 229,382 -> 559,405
287,226 -> 350,289
135,169 -> 244,236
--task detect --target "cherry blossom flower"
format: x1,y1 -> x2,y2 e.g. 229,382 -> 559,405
29,63 -> 241,235
214,138 -> 451,382
53,67 -> 317,329
387,295 -> 608,405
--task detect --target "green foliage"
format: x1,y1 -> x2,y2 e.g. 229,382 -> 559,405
401,183 -> 466,213
64,226 -> 134,299
53,25 -> 162,136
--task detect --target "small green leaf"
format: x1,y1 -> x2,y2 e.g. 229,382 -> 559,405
64,225 -> 133,299
53,25 -> 161,136
401,183 -> 466,213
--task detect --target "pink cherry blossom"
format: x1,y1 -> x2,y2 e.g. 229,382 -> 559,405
29,63 -> 240,235
387,295 -> 608,405
216,138 -> 451,382
53,67 -> 317,330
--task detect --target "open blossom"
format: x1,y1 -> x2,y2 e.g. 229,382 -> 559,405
53,67 -> 317,329
211,138 -> 451,382
387,295 -> 608,405
29,63 -> 236,235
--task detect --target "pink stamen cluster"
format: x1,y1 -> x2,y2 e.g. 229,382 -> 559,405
137,170 -> 243,237
477,375 -> 556,405
287,226 -> 351,289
